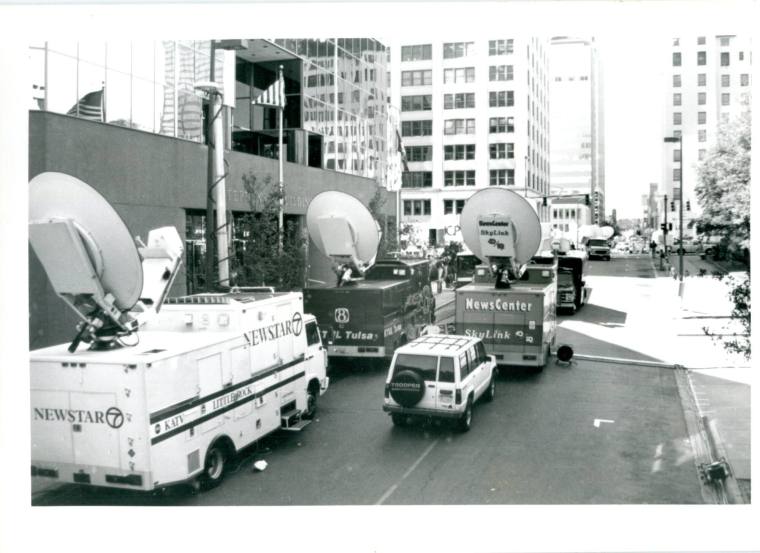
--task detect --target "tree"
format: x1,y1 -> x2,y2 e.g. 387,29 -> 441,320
368,184 -> 399,258
231,172 -> 306,291
695,107 -> 751,359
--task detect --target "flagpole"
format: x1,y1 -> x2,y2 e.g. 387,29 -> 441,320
278,64 -> 284,255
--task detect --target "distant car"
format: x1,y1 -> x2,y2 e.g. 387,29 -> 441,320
585,238 -> 611,261
383,334 -> 497,432
674,238 -> 701,255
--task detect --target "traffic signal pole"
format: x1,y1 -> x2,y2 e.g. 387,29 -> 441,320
678,140 -> 684,297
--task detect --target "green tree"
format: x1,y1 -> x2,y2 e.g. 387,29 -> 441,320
695,107 -> 751,359
231,172 -> 306,291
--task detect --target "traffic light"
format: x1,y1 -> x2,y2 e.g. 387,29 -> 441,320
584,194 -> 590,205
669,223 -> 673,231
670,201 -> 675,212
543,197 -> 547,206
686,200 -> 691,211
661,223 -> 667,232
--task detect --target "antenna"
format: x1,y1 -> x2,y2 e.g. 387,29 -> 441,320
29,172 -> 184,352
305,191 -> 380,286
459,188 -> 542,287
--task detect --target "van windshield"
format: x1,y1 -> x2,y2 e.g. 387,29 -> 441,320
393,354 -> 438,381
588,239 -> 608,247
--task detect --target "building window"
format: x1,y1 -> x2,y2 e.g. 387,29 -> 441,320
698,129 -> 706,142
673,149 -> 681,162
443,199 -> 466,215
673,112 -> 682,125
443,67 -> 476,84
741,73 -> 749,86
697,36 -> 706,45
697,51 -> 706,65
402,199 -> 431,216
721,74 -> 730,87
721,93 -> 730,106
739,51 -> 744,61
443,92 -> 475,109
673,169 -> 681,182
673,74 -> 681,87
698,92 -> 706,105
698,73 -> 706,86
444,170 -> 476,186
444,144 -> 475,160
401,94 -> 432,111
490,143 -> 506,159
698,111 -> 706,124
673,38 -> 680,46
401,44 -> 432,61
401,70 -> 433,86
402,172 -> 433,188
489,169 -> 514,186
406,145 -> 432,162
698,149 -> 706,161
401,120 -> 433,136
720,36 -> 730,47
489,39 -> 514,56
721,52 -> 730,66
489,65 -> 513,81
489,116 -> 514,133
673,130 -> 682,138
444,118 -> 475,135
443,42 -> 475,59
672,52 -> 681,66
673,93 -> 681,106
489,90 -> 514,107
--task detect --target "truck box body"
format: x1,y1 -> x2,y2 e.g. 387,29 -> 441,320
454,262 -> 557,368
31,293 -> 327,491
304,259 -> 433,358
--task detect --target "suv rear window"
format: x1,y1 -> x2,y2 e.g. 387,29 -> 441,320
393,354 -> 438,381
438,356 -> 455,383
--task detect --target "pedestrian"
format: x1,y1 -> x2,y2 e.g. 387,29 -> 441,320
650,240 -> 657,258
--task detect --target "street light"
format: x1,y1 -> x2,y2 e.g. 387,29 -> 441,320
664,135 -> 684,297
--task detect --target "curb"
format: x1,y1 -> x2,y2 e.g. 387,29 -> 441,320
570,353 -> 678,369
702,415 -> 746,504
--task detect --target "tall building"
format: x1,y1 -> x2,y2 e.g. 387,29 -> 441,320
388,38 -> 551,249
548,37 -> 605,226
27,39 -> 396,348
663,35 -> 752,237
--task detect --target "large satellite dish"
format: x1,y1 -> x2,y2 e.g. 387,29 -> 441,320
306,191 -> 380,268
29,172 -> 144,311
460,188 -> 542,266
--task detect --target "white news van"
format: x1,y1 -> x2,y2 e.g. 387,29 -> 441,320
31,291 -> 328,491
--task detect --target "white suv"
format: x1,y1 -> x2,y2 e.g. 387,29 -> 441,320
382,335 -> 497,432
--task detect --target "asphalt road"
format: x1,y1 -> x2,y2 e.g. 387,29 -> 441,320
33,254 -> 708,506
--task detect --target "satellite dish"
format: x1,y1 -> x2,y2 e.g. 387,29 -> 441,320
599,226 -> 615,239
306,191 -> 380,268
460,188 -> 542,266
29,172 -> 143,311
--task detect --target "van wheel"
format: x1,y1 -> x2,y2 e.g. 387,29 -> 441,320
484,372 -> 496,402
303,382 -> 319,419
458,398 -> 473,432
199,444 -> 227,490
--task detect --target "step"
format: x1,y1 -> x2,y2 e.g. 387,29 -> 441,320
281,419 -> 311,432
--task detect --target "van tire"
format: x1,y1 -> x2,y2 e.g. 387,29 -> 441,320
200,443 -> 228,490
303,381 -> 319,419
458,398 -> 473,432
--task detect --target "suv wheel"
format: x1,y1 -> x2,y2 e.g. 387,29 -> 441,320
391,413 -> 407,427
457,398 -> 473,432
484,372 -> 496,402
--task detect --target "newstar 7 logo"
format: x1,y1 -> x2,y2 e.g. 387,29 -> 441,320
33,406 -> 125,429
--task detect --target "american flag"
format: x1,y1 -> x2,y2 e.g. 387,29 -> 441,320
67,89 -> 104,122
252,77 -> 286,108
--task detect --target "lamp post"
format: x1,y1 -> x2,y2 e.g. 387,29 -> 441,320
664,135 -> 684,297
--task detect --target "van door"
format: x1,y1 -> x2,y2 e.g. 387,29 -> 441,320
304,318 -> 327,383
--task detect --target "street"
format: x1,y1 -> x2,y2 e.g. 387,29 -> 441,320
33,252 -> 740,506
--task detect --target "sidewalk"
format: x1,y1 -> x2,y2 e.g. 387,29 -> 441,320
652,255 -> 751,502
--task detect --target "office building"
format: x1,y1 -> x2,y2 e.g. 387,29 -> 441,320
28,39 -> 396,348
549,37 -> 605,226
663,35 -> 752,237
388,38 -> 551,249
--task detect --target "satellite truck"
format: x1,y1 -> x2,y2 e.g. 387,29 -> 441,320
303,191 -> 434,365
28,172 -> 328,492
453,188 -> 561,371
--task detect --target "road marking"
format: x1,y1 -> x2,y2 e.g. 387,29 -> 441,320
374,440 -> 438,505
593,418 -> 614,428
651,443 -> 664,473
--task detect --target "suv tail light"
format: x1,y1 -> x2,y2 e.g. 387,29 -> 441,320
455,389 -> 462,404
384,383 -> 390,399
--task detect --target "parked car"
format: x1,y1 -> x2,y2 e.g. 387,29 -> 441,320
585,238 -> 611,261
674,238 -> 701,255
383,334 -> 497,432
